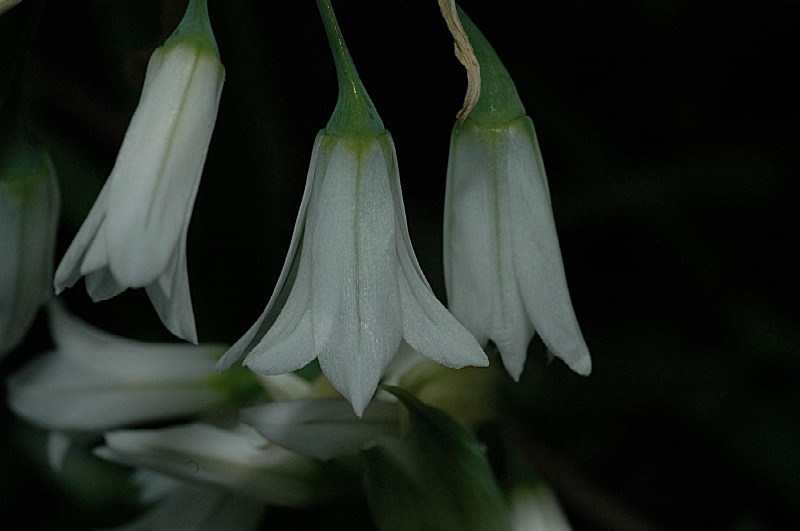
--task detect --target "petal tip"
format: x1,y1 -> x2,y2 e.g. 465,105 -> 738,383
569,353 -> 592,376
347,389 -> 373,419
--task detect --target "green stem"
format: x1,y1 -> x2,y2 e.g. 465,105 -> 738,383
317,0 -> 384,137
165,0 -> 219,55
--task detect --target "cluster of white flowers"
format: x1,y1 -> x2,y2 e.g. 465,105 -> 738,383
2,0 -> 588,529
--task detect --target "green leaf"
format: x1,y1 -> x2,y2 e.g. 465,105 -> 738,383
362,386 -> 511,531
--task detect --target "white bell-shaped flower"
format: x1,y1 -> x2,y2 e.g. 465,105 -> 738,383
53,0 -> 224,343
219,0 -> 487,415
444,8 -> 591,379
221,132 -> 486,416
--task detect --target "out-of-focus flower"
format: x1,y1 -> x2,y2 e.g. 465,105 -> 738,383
242,398 -> 400,460
0,138 -> 59,357
397,347 -> 503,426
443,8 -> 591,379
96,422 -> 329,507
53,0 -> 224,343
7,303 -> 260,432
218,0 -> 486,416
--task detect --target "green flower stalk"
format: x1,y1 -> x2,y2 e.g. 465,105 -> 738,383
444,7 -> 591,379
219,0 -> 487,416
53,0 -> 224,343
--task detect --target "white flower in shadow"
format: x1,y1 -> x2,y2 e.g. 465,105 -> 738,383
445,118 -> 591,379
443,7 -> 591,380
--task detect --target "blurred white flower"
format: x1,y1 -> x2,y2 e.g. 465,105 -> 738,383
97,422 -> 325,507
7,303 -> 246,432
242,398 -> 400,460
219,133 -> 487,416
53,0 -> 224,343
0,144 -> 59,357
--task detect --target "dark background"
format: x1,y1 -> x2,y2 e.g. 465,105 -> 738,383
1,0 -> 798,529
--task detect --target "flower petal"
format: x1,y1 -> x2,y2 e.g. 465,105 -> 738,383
84,267 -> 126,301
47,302 -> 222,380
380,135 -> 487,369
443,124 -> 498,346
311,139 -> 402,415
244,238 -> 316,376
54,183 -> 109,293
242,399 -> 400,460
445,124 -> 537,379
217,134 -> 323,371
507,119 -> 591,375
257,373 -> 312,401
6,353 -> 225,431
144,227 -> 197,343
393,216 -> 487,367
106,46 -> 222,288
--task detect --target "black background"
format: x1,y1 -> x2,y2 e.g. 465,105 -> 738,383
1,0 -> 798,529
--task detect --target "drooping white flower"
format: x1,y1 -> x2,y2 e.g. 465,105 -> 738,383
220,134 -> 487,415
0,142 -> 59,357
443,8 -> 591,379
7,303 -> 254,432
53,0 -> 224,343
218,1 -> 487,416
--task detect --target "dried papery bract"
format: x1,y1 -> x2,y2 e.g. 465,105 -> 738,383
437,0 -> 481,121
